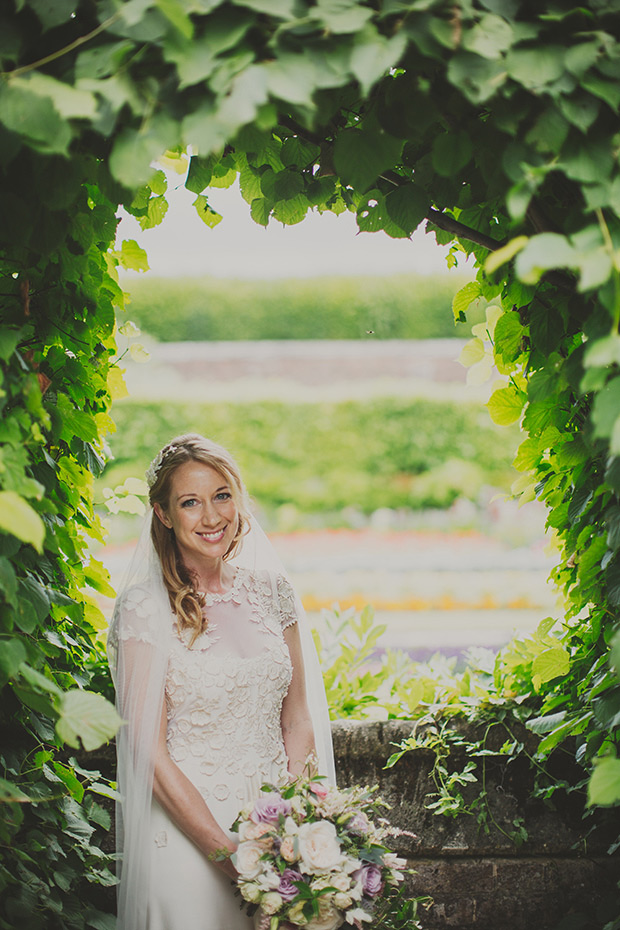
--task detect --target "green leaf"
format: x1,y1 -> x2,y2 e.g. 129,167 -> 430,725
532,644 -> 570,690
0,636 -> 27,685
0,328 -> 21,361
462,13 -> 513,60
250,197 -> 272,226
280,137 -> 320,169
193,195 -> 223,228
155,0 -> 194,38
56,690 -> 123,752
350,27 -> 407,96
588,755 -> 620,807
505,46 -> 565,89
333,128 -> 403,193
452,280 -> 482,322
432,131 -> 473,177
118,239 -> 149,273
0,80 -> 70,154
485,236 -> 528,275
494,311 -> 525,362
0,491 -> 45,552
185,155 -> 213,194
109,117 -> 177,188
592,377 -> 620,442
515,233 -> 574,284
486,386 -> 525,426
52,762 -> 85,802
384,183 -> 429,236
0,556 -> 17,604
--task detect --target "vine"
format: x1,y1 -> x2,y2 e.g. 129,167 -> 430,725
1,0 -> 620,923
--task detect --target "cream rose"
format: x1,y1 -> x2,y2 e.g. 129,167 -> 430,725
261,892 -> 283,915
298,821 -> 343,875
234,841 -> 266,880
333,893 -> 353,910
240,882 -> 262,903
306,899 -> 343,930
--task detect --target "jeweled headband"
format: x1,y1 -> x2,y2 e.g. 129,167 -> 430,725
145,443 -> 178,488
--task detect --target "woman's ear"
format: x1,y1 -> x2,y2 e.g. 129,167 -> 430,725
153,502 -> 172,529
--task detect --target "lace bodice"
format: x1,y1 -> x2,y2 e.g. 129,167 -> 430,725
164,568 -> 297,805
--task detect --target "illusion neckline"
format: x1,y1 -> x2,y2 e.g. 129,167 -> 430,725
197,565 -> 244,605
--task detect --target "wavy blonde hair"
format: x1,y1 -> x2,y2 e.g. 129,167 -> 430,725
148,433 -> 251,645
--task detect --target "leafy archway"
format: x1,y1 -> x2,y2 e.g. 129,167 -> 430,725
2,1 -> 620,924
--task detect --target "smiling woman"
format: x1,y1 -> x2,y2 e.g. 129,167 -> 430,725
107,433 -> 336,930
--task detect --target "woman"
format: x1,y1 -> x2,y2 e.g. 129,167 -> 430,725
108,434 -> 335,930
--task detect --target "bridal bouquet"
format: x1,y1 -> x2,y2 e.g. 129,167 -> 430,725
230,773 -> 408,930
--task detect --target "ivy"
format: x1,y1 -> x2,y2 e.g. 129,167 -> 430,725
2,0 -> 620,921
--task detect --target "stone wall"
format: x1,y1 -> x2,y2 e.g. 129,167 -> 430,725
89,719 -> 619,927
332,719 -> 619,930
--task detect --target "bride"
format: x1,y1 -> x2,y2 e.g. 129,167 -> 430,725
108,434 -> 335,930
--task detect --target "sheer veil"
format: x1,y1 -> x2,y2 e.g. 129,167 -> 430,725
107,510 -> 335,930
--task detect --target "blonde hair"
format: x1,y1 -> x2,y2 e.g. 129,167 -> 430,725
148,434 -> 251,645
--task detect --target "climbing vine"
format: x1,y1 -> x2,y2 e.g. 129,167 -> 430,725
2,0 -> 620,924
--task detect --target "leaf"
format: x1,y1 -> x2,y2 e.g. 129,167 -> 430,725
0,328 -> 21,361
52,762 -> 85,802
0,491 -> 45,552
532,644 -> 570,690
155,0 -> 194,38
129,343 -> 151,363
515,233 -> 574,284
193,195 -> 223,228
185,155 -> 213,194
0,82 -> 70,155
486,386 -> 525,426
462,13 -> 513,60
432,130 -> 473,178
494,312 -> 525,362
333,128 -> 403,193
485,236 -> 528,275
505,46 -> 565,89
250,197 -> 272,226
0,636 -> 27,685
0,556 -> 17,604
592,377 -> 620,442
384,183 -> 429,236
118,239 -> 149,272
452,280 -> 482,322
107,366 -> 129,401
588,755 -> 620,807
459,338 -> 486,367
55,690 -> 123,752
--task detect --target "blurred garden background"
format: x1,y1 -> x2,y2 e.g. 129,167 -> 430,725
98,186 -> 557,665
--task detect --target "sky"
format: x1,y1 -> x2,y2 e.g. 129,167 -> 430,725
116,176 -> 456,280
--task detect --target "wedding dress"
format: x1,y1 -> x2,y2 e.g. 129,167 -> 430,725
109,515 -> 335,930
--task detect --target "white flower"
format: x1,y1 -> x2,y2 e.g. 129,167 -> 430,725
234,841 -> 266,880
240,882 -> 262,903
256,867 -> 281,891
344,907 -> 373,924
261,892 -> 283,915
284,815 -> 299,835
298,821 -> 343,875
333,893 -> 353,909
306,899 -> 344,930
291,796 -> 306,818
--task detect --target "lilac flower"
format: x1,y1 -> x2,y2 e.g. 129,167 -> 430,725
278,868 -> 304,902
353,864 -> 384,898
346,812 -> 370,836
251,792 -> 292,824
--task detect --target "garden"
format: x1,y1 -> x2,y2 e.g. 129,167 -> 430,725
1,2 -> 620,928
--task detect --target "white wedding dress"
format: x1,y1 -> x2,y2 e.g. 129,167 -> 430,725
141,567 -> 297,930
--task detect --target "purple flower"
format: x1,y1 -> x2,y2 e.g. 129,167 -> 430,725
251,791 -> 292,824
346,812 -> 370,836
353,864 -> 384,898
278,868 -> 304,902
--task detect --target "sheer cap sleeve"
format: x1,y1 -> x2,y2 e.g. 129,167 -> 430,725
276,573 -> 298,631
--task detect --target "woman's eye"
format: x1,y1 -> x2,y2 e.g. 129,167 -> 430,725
181,498 -> 198,508
215,492 -> 232,501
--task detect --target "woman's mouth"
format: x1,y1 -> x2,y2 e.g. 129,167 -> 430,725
197,527 -> 227,542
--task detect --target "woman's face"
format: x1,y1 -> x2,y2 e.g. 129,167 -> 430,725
154,461 -> 239,569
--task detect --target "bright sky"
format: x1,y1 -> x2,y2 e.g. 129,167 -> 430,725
116,177 -> 455,280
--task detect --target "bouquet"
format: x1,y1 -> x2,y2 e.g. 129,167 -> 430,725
230,773 -> 408,930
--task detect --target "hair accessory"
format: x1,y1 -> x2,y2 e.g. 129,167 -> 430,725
145,444 -> 178,488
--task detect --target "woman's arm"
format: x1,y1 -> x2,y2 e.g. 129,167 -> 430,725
152,705 -> 238,879
281,621 -> 317,778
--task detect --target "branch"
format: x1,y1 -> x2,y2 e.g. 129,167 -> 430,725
425,208 -> 501,252
2,12 -> 121,78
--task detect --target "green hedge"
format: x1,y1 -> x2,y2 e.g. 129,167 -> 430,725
103,397 -> 517,517
121,273 -> 486,342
